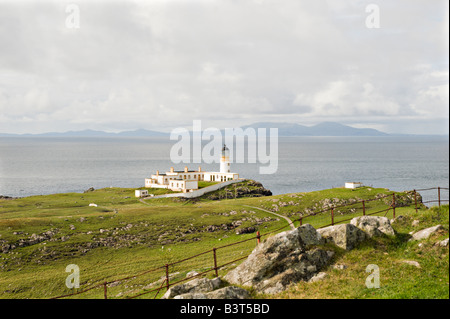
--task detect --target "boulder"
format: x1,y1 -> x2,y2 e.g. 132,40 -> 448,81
224,224 -> 333,294
161,277 -> 223,299
409,225 -> 444,241
317,224 -> 367,250
174,286 -> 251,299
350,216 -> 395,237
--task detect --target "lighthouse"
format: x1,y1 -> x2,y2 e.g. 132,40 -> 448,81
220,144 -> 230,173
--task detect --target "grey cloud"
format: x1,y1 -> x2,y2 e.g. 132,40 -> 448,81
0,0 -> 448,134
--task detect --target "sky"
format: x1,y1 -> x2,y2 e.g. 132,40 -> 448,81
0,0 -> 448,135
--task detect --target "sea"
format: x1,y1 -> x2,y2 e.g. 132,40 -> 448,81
0,136 -> 448,204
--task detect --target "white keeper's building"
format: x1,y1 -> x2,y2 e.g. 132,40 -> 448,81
144,145 -> 239,193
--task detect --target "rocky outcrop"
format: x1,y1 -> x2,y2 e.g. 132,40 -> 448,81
1,229 -> 59,253
317,224 -> 367,250
205,180 -> 272,200
224,224 -> 333,294
84,187 -> 95,193
0,195 -> 17,200
379,192 -> 422,207
350,216 -> 396,237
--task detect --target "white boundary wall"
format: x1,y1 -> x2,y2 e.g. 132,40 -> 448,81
146,179 -> 246,199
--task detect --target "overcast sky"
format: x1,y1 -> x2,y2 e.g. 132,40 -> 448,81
0,0 -> 448,134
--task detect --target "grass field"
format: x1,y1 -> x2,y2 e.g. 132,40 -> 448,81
0,184 -> 448,299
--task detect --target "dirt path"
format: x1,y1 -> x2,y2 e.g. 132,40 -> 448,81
243,205 -> 296,230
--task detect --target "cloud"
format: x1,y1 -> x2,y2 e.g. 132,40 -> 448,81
0,0 -> 448,134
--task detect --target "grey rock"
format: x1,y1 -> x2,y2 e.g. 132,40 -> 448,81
438,238 -> 449,247
332,264 -> 348,270
350,216 -> 395,237
308,272 -> 327,283
161,277 -> 223,299
174,286 -> 251,299
235,227 -> 256,235
409,225 -> 443,241
317,224 -> 367,250
186,271 -> 199,278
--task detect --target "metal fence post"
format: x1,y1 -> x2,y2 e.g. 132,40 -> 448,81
362,200 -> 365,216
103,281 -> 108,299
331,208 -> 334,226
414,190 -> 418,213
392,193 -> 396,219
438,187 -> 441,207
213,248 -> 218,277
165,264 -> 170,291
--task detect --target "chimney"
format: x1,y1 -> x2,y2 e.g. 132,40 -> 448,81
198,166 -> 201,172
170,167 -> 174,173
156,170 -> 159,176
184,166 -> 188,173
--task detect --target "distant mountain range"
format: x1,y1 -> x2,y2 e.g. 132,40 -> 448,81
241,122 -> 389,136
0,128 -> 167,137
0,122 -> 392,137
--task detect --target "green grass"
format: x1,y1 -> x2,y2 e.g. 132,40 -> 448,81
0,184 -> 447,299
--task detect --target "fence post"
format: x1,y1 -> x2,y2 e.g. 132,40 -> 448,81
331,208 -> 334,226
414,190 -> 418,213
438,187 -> 441,207
392,193 -> 396,219
256,231 -> 261,244
213,248 -> 218,277
362,200 -> 365,216
103,281 -> 108,299
165,264 -> 170,291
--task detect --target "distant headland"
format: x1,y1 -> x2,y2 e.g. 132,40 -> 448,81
0,121 -> 392,137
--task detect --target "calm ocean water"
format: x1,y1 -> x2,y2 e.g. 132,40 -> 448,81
0,136 -> 448,203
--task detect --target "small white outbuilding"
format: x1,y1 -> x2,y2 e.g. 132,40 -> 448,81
345,182 -> 363,189
135,189 -> 149,198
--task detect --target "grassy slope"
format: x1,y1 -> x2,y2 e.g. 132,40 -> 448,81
271,205 -> 449,299
0,185 -> 447,299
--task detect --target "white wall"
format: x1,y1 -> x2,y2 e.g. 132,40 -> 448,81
148,179 -> 245,199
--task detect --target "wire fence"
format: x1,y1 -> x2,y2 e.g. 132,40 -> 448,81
50,186 -> 449,299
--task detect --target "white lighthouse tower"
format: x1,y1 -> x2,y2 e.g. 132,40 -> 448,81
220,144 -> 230,173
